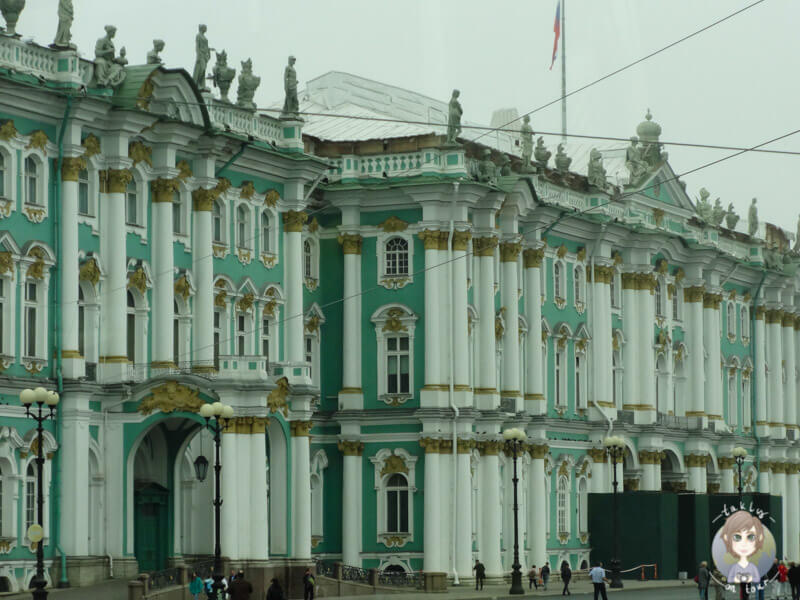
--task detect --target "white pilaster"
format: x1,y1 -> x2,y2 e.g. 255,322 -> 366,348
191,182 -> 216,372
59,393 -> 90,555
755,308 -> 768,435
636,273 -> 656,423
290,422 -> 312,559
591,264 -> 614,418
221,431 -> 240,559
338,234 -> 363,409
479,446 -> 503,578
621,273 -> 638,414
455,449 -> 473,580
766,310 -> 785,438
684,287 -> 706,427
782,316 -> 797,432
452,232 -> 471,400
523,249 -> 545,415
420,231 -> 442,393
249,428 -> 269,560
784,464 -> 799,561
500,242 -> 522,411
703,293 -> 723,429
718,460 -> 735,494
283,211 -> 306,367
687,455 -> 708,493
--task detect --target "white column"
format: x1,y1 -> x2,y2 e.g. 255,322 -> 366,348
755,308 -> 768,435
684,287 -> 706,426
784,465 -> 799,561
639,451 -> 659,491
420,231 -> 442,391
637,274 -> 656,423
191,187 -> 216,371
60,158 -> 84,378
758,457 -> 771,494
339,441 -> 363,566
105,419 -> 125,556
338,234 -> 363,409
591,265 -> 614,415
527,445 -> 547,569
249,424 -> 269,560
455,446 -> 473,580
479,443 -> 503,578
438,233 -> 450,388
795,324 -> 800,430
769,464 -> 786,550
500,242 -> 522,411
452,232 -> 471,395
150,178 -> 178,369
421,439 -> 443,572
766,310 -> 785,438
283,211 -> 306,366
523,249 -> 545,414
687,455 -> 707,493
291,421 -> 312,559
703,293 -> 724,429
718,459 -> 735,494
474,237 -> 498,409
59,393 -> 90,555
235,431 -> 252,558
782,315 -> 797,432
621,273 -> 639,412
221,430 -> 240,559
98,169 -> 131,382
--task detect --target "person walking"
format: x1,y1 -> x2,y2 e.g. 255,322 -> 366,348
697,561 -> 710,600
560,560 -> 572,595
542,562 -> 551,591
473,559 -> 486,591
788,561 -> 800,600
266,578 -> 285,600
303,567 -> 316,600
189,571 -> 204,600
227,570 -> 253,600
528,564 -> 539,590
589,562 -> 609,600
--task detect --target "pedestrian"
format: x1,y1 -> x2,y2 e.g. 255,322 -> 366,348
528,564 -> 538,590
189,571 -> 204,600
779,561 -> 789,600
473,559 -> 486,591
788,561 -> 800,600
589,561 -> 609,600
204,576 -> 214,600
560,560 -> 572,595
266,577 -> 285,600
303,567 -> 316,600
227,570 -> 253,600
697,561 -> 710,600
542,561 -> 551,591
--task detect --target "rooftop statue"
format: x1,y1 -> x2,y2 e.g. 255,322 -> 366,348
445,89 -> 462,145
237,58 -> 260,110
499,154 -> 512,176
477,148 -> 497,183
625,136 -> 648,183
694,188 -> 713,223
587,147 -> 607,189
192,25 -> 212,90
53,0 -> 74,48
725,203 -> 740,230
711,198 -> 725,227
212,50 -> 236,103
520,115 -> 534,172
554,143 -> 571,173
281,56 -> 299,118
147,39 -> 165,65
748,198 -> 759,237
534,136 -> 551,168
0,0 -> 25,37
93,25 -> 127,88
636,109 -> 667,169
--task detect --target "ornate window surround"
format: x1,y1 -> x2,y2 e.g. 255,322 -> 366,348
301,231 -> 320,291
20,244 -> 54,370
555,455 -> 574,544
371,304 -> 418,406
376,231 -> 414,290
0,141 -> 16,217
78,271 -> 102,365
76,158 -> 100,233
0,234 -> 19,366
553,258 -> 567,310
212,195 -> 229,256
304,303 -> 326,389
172,183 -> 191,246
259,284 -> 284,363
310,449 -> 328,547
0,428 -> 23,547
126,261 -> 153,374
124,165 -> 149,238
370,448 -> 418,548
259,206 -> 279,268
573,264 -> 585,314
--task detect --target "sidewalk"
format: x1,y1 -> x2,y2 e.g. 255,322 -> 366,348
0,579 -> 128,600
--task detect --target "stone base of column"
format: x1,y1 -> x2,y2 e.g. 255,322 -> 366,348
474,389 -> 499,411
338,389 -> 363,411
756,423 -> 771,438
625,407 -> 656,425
770,425 -> 786,440
420,386 -> 452,408
589,403 -> 616,423
707,417 -> 728,433
687,414 -> 708,430
525,394 -> 546,415
150,362 -> 176,377
500,392 -> 523,413
61,356 -> 85,379
98,360 -> 129,384
454,388 -> 474,408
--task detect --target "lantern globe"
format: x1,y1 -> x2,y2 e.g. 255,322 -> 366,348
193,455 -> 209,482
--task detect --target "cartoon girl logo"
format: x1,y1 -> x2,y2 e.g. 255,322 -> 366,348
712,509 -> 776,587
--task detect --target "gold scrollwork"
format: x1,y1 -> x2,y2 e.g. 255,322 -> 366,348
128,141 -> 153,167
337,233 -> 363,255
138,381 -> 204,415
267,377 -> 290,417
79,258 -> 101,286
380,454 -> 408,477
379,216 -> 408,232
26,131 -> 49,153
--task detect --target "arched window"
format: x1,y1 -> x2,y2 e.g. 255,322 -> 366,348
23,281 -> 38,358
126,180 -> 138,225
261,211 -> 271,253
25,157 -> 39,205
554,262 -> 562,299
237,312 -> 247,356
310,473 -> 322,539
213,308 -> 224,368
25,463 -> 36,531
78,286 -> 85,357
578,478 -> 588,533
728,371 -> 738,427
236,205 -> 249,249
575,353 -> 586,409
387,334 -> 410,394
261,311 -> 271,361
573,266 -> 584,305
78,169 -> 90,215
654,281 -> 664,317
213,200 -> 223,243
610,271 -> 620,309
672,284 -> 681,320
385,473 -> 409,533
172,192 -> 184,235
126,291 -> 136,362
556,475 -> 569,536
303,240 -> 313,279
385,238 -> 409,276
555,347 -> 565,407
727,303 -> 736,338
741,306 -> 750,339
742,375 -> 751,428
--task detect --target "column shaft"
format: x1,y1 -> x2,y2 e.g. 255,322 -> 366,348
455,451 -> 473,579
452,235 -> 470,390
60,395 -> 89,555
421,232 -> 442,386
221,432 -> 239,559
637,275 -> 656,419
479,452 -> 503,578
755,310 -> 768,433
621,275 -> 638,410
684,288 -> 706,423
342,249 -> 362,389
422,446 -> 442,572
782,317 -> 797,430
591,266 -> 614,412
501,243 -> 521,409
766,311 -> 784,437
283,212 -> 305,364
703,294 -> 723,426
291,425 -> 312,559
341,451 -> 362,566
474,237 -> 498,407
192,191 -> 214,369
60,161 -> 81,367
249,430 -> 269,559
527,454 -> 546,569
150,179 -> 178,367
784,469 -> 799,561
523,250 -> 544,414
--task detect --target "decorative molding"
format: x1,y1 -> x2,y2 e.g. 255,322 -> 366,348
472,236 -> 498,257
128,267 -> 148,295
82,134 -> 101,158
0,120 -> 18,141
337,233 -> 363,255
138,382 -> 204,415
174,275 -> 190,301
239,181 -> 255,200
380,454 -> 408,477
79,258 -> 100,286
267,377 -> 290,417
338,440 -> 364,456
61,157 -> 87,182
176,160 -> 192,182
283,210 -> 308,233
264,189 -> 280,207
290,421 -> 313,437
26,131 -> 49,153
128,141 -> 153,167
378,216 -> 408,232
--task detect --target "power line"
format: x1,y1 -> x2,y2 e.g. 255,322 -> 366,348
471,0 -> 768,144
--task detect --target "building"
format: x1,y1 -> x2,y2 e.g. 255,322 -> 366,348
0,10 -> 799,593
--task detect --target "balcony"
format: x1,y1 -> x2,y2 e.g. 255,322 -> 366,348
0,36 -> 91,86
216,355 -> 268,381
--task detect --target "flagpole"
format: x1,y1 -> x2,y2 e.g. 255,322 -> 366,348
561,0 -> 567,142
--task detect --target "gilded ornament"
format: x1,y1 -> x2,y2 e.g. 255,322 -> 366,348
61,157 -> 86,182
137,76 -> 155,110
380,454 -> 409,477
653,208 -> 665,227
138,381 -> 204,415
282,210 -> 308,232
308,217 -> 320,233
612,251 -> 623,266
26,131 -> 49,153
452,230 -> 472,251
101,169 -> 133,194
419,437 -> 442,454
783,313 -> 795,328
417,229 -> 441,251
755,306 -> 766,320
743,292 -> 752,303
523,247 -> 545,268
262,299 -> 277,316
472,236 -> 498,257
82,134 -> 101,158
174,275 -> 191,300
558,461 -> 570,477
290,421 -> 313,437
381,535 -> 408,548
239,181 -> 255,200
215,178 -> 232,196
528,444 -> 549,459
128,267 -> 148,294
79,258 -> 100,286
612,335 -> 620,351
264,189 -> 280,207
655,259 -> 668,274
684,286 -> 705,303
495,316 -> 505,341
0,120 -> 17,142
26,247 -> 46,280
338,440 -> 364,456
214,290 -> 227,307
674,268 -> 685,282
128,141 -> 153,167
587,447 -> 606,463
0,251 -> 12,276
378,216 -> 408,232
176,160 -> 192,181
382,308 -> 408,333
499,241 -> 522,263
337,233 -> 363,255
556,244 -> 568,259
576,247 -> 586,263
151,178 -> 180,202
192,188 -> 217,212
765,309 -> 783,324
267,377 -> 290,417
236,292 -> 255,313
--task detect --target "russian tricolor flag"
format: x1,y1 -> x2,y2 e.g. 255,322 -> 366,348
550,1 -> 561,70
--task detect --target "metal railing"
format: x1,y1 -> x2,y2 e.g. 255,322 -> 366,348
378,570 -> 422,588
341,565 -> 369,583
189,558 -> 215,580
148,567 -> 182,590
315,560 -> 335,578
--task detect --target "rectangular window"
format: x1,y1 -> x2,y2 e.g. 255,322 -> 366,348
78,179 -> 90,215
126,189 -> 137,225
387,335 -> 410,394
555,351 -> 562,405
237,315 -> 246,356
386,489 -> 409,533
575,355 -> 582,408
25,478 -> 35,531
78,305 -> 85,357
25,306 -> 36,357
261,318 -> 270,361
0,278 -> 4,354
126,314 -> 135,362
214,311 -> 222,367
305,335 -> 313,379
672,289 -> 679,320
173,318 -> 180,365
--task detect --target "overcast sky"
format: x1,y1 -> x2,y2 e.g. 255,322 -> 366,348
18,0 -> 800,229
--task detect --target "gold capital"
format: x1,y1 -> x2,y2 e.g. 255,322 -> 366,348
528,443 -> 549,459
417,229 -> 441,251
452,231 -> 472,252
419,437 -> 442,454
499,241 -> 522,263
337,233 -> 363,255
338,440 -> 364,456
283,210 -> 308,233
766,309 -> 784,325
587,447 -> 607,463
703,293 -> 722,310
472,236 -> 499,257
61,157 -> 87,182
100,169 -> 133,194
290,420 -> 313,437
523,248 -> 545,268
192,188 -> 219,211
150,178 -> 180,202
684,286 -> 705,303
755,306 -> 766,320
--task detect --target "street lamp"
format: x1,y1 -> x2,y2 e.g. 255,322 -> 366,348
732,447 -> 747,505
20,387 -> 60,600
199,401 -> 234,600
503,427 -> 527,595
603,435 -> 626,589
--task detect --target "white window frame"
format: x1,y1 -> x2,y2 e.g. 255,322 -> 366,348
0,264 -> 15,363
77,168 -> 93,217
78,279 -> 100,365
655,354 -> 667,414
304,305 -> 325,388
612,349 -> 622,410
301,233 -> 320,291
553,259 -> 566,305
21,275 -> 47,362
20,432 -> 55,550
125,272 -> 151,379
727,302 -> 736,340
672,283 -> 682,321
555,345 -> 566,408
0,445 -> 21,543
574,347 -> 587,410
174,296 -> 192,368
742,372 -> 751,428
378,234 -> 412,288
24,462 -> 36,533
23,154 -> 45,207
371,448 -> 418,546
573,264 -> 585,312
259,207 -> 279,263
371,305 -> 418,405
172,189 -> 190,240
654,279 -> 665,318
556,474 -> 570,539
728,369 -> 738,427
260,310 -> 273,363
610,269 -> 621,310
125,169 -> 148,238
0,144 -> 13,202
577,476 -> 589,535
741,305 -> 750,340
310,449 -> 328,544
234,308 -> 252,357
235,202 -> 252,251
212,197 -> 227,245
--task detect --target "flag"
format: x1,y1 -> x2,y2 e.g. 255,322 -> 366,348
550,1 -> 561,70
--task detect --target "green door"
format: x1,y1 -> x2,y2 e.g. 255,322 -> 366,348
134,482 -> 169,572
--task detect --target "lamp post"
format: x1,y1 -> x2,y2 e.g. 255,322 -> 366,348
503,427 -> 526,595
199,401 -> 234,600
20,387 -> 60,600
732,446 -> 747,506
604,436 -> 626,589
